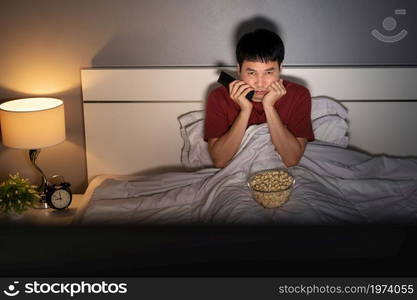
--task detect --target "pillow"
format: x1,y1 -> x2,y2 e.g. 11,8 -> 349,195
311,96 -> 348,120
179,96 -> 348,169
311,96 -> 349,147
179,110 -> 213,168
312,115 -> 349,147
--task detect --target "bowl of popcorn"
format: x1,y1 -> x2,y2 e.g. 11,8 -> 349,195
247,168 -> 295,208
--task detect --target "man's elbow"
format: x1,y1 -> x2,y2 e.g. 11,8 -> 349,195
282,157 -> 301,167
208,149 -> 229,168
210,155 -> 229,168
283,161 -> 298,167
213,159 -> 228,168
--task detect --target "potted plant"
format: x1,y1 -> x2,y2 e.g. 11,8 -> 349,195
0,173 -> 40,216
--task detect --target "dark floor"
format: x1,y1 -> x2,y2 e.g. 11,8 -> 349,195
1,224 -> 416,277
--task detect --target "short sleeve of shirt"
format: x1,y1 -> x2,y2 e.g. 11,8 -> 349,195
286,87 -> 315,142
204,88 -> 229,141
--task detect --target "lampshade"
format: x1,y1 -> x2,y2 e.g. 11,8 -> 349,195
0,98 -> 66,149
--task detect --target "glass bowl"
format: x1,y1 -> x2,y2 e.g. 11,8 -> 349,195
247,168 -> 295,208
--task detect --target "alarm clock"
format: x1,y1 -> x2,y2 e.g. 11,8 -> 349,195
45,176 -> 72,210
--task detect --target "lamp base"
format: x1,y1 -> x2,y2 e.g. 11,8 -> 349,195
33,198 -> 49,209
29,149 -> 50,209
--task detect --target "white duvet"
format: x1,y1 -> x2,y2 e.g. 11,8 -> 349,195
80,124 -> 417,225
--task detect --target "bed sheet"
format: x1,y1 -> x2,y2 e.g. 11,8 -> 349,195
77,124 -> 417,225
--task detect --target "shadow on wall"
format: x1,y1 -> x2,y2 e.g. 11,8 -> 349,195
232,15 -> 283,48
89,14 -> 307,105
90,16 -> 284,68
213,15 -> 283,69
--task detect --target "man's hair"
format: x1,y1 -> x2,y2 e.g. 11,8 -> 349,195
236,29 -> 284,69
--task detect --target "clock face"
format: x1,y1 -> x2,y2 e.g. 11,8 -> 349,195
51,189 -> 71,209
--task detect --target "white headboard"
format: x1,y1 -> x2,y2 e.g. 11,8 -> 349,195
81,67 -> 417,182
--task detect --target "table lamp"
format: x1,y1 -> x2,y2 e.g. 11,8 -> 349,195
0,98 -> 66,208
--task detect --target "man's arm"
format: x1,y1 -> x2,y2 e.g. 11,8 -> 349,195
207,80 -> 254,168
264,104 -> 307,167
262,79 -> 308,167
208,109 -> 251,168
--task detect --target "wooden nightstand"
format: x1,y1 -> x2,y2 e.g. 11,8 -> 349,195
0,194 -> 85,226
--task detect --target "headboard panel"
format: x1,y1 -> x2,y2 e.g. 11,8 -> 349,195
82,67 -> 417,182
83,102 -> 202,178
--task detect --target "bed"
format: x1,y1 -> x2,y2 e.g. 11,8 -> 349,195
75,67 -> 417,226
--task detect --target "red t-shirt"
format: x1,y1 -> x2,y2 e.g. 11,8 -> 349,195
204,80 -> 315,142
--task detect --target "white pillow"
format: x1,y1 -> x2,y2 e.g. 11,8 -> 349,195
179,97 -> 349,169
311,96 -> 348,120
179,110 -> 213,168
311,96 -> 349,147
312,115 -> 349,147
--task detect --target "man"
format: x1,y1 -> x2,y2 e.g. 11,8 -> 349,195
204,29 -> 314,168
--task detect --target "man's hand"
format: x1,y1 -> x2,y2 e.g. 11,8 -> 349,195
262,79 -> 286,108
229,80 -> 254,112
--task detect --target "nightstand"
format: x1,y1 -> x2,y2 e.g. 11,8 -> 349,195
0,194 -> 85,226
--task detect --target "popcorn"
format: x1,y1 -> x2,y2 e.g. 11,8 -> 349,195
248,169 -> 294,208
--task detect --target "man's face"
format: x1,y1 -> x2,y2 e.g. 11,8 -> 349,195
238,60 -> 281,102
